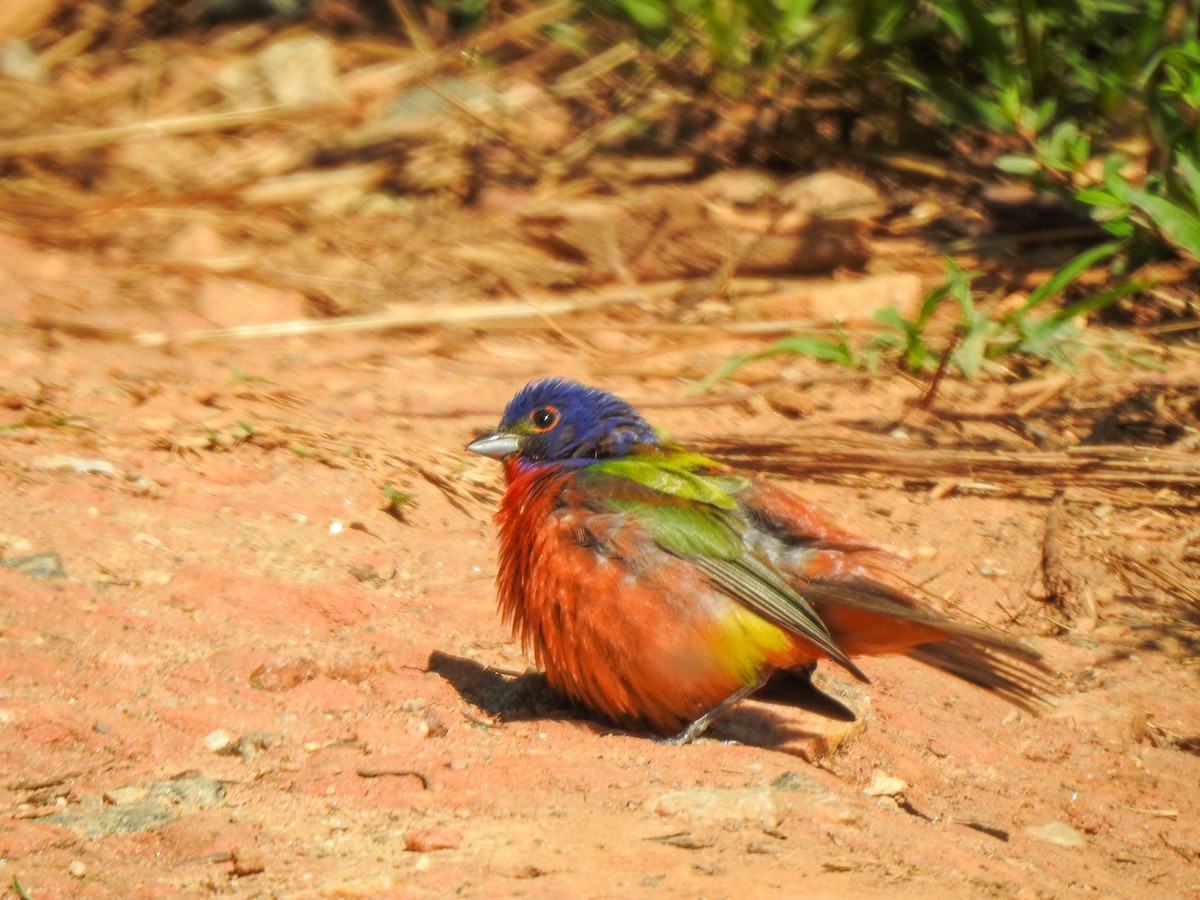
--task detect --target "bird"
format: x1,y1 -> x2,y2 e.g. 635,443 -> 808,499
467,377 -> 1052,742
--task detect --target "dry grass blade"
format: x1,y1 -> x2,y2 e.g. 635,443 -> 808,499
0,107 -> 298,158
554,42 -> 642,95
1111,551 -> 1200,606
342,1 -> 572,100
693,436 -> 1200,506
129,281 -> 688,346
240,164 -> 391,206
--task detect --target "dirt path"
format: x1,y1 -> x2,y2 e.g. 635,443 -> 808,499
1,272 -> 1198,898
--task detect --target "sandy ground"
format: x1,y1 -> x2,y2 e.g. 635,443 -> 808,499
1,252 -> 1199,900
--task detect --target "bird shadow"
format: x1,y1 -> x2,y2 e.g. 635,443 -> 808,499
427,650 -> 580,727
426,650 -> 863,756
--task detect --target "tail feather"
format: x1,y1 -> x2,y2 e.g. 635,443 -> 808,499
797,578 -> 1056,712
908,639 -> 1056,713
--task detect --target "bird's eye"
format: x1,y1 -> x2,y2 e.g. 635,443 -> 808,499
530,405 -> 559,432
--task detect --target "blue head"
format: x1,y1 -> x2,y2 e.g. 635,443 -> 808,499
467,378 -> 658,463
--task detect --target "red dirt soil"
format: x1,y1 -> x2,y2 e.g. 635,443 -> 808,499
1,265 -> 1198,899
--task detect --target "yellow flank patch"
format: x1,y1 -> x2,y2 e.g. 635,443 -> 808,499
712,606 -> 790,683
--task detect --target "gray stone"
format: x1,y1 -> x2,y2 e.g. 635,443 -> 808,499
42,776 -> 225,838
653,787 -> 779,828
772,772 -> 862,826
0,551 -> 65,579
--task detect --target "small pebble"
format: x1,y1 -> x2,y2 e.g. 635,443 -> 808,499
0,551 -> 66,580
977,559 -> 1009,577
104,785 -> 150,805
863,772 -> 908,797
69,861 -> 86,878
230,847 -> 266,877
404,826 -> 462,852
1025,821 -> 1088,848
204,729 -> 235,754
29,455 -> 117,475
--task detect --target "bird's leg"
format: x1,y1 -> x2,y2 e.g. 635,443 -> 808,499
663,675 -> 768,745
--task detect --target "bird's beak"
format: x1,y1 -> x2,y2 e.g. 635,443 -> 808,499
466,428 -> 522,460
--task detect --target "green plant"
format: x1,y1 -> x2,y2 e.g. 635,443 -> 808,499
869,258 -> 986,375
197,420 -> 257,450
0,413 -> 92,431
600,1 -> 1198,263
382,483 -> 417,521
692,330 -> 855,393
699,253 -> 1160,389
997,31 -> 1200,265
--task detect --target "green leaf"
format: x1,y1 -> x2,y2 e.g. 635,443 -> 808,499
616,0 -> 671,31
382,483 -> 416,511
952,305 -> 994,379
1098,218 -> 1136,238
1112,181 -> 1200,259
691,353 -> 754,393
1102,153 -> 1129,184
1127,352 -> 1170,371
1074,187 -> 1122,208
766,335 -> 856,366
996,155 -> 1041,176
1012,241 -> 1125,317
1044,279 -> 1153,328
1033,98 -> 1058,131
1017,315 -> 1081,367
943,257 -> 979,317
873,305 -> 914,334
693,331 -> 855,393
1045,121 -> 1083,167
1176,152 -> 1200,203
954,328 -> 987,378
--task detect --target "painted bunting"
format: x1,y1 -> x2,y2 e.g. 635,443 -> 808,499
467,378 -> 1050,742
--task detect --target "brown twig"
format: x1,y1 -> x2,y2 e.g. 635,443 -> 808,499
355,767 -> 432,789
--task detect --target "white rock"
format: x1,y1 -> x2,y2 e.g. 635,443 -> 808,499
1025,821 -> 1088,848
863,772 -> 909,797
204,729 -> 235,754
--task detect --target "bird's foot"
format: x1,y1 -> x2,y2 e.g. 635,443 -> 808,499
662,677 -> 767,745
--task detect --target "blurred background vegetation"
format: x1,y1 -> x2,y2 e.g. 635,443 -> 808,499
3,0 -> 1197,382
611,0 -> 1200,265
162,0 -> 1200,265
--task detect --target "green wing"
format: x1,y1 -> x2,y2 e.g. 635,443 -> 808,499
580,451 -> 866,681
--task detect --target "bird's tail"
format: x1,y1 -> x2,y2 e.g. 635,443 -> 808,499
904,638 -> 1054,713
801,578 -> 1057,712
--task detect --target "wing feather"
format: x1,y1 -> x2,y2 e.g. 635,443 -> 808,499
575,453 -> 868,681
